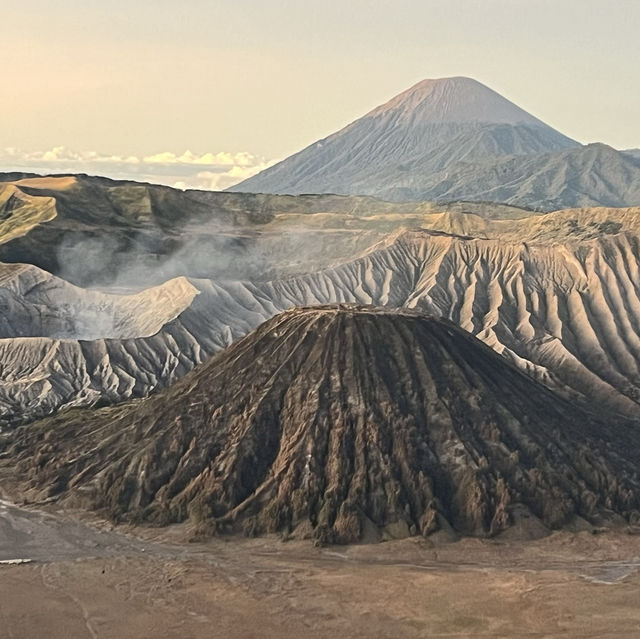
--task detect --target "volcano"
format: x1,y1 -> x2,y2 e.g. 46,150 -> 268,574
4,305 -> 640,543
230,77 -> 579,200
229,77 -> 640,210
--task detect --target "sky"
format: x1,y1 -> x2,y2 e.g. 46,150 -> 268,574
1,0 -> 639,190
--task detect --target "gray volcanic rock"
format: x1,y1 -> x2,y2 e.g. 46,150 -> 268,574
6,228 -> 640,425
230,77 -> 579,203
0,262 -> 197,339
4,306 -> 640,543
624,148 -> 640,162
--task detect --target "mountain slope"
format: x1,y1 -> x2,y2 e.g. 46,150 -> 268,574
0,262 -> 197,339
5,228 -> 640,425
4,306 -> 640,543
363,77 -> 552,126
230,78 -> 640,210
386,143 -> 640,209
231,77 -> 579,201
624,149 -> 640,162
0,173 -> 537,287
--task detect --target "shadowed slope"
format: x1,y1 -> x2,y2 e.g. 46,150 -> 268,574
393,143 -> 640,209
0,173 -> 537,287
4,306 -> 640,544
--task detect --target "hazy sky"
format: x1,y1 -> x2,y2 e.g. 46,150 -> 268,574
2,1 -> 639,188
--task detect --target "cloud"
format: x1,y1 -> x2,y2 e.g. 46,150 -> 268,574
142,150 -> 257,167
0,146 -> 275,191
173,162 -> 276,191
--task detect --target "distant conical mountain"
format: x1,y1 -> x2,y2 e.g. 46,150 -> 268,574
5,305 -> 640,543
230,77 -> 640,210
230,77 -> 578,198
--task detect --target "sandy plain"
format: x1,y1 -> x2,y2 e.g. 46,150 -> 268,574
1,498 -> 640,639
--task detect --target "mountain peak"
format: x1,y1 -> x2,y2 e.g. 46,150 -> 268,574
367,76 -> 547,127
228,76 -> 582,199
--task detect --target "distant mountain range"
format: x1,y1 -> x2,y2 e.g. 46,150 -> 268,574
230,77 -> 640,210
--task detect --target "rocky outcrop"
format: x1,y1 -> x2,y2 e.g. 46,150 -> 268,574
4,306 -> 640,543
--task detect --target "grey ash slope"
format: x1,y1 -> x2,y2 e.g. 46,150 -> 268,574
6,226 -> 640,425
4,306 -> 640,543
0,262 -> 198,340
230,77 -> 640,210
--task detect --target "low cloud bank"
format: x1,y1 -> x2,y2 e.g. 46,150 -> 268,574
0,146 -> 276,191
